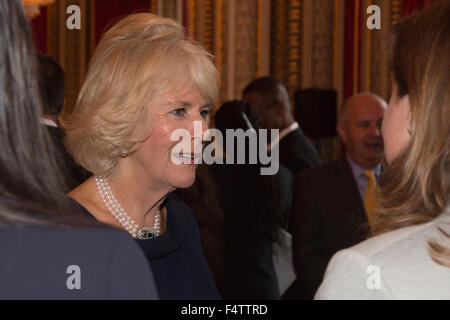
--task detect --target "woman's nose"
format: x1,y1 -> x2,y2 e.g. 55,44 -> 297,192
190,114 -> 209,141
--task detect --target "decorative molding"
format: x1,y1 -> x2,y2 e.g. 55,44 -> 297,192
270,0 -> 286,83
214,0 -> 223,77
369,0 -> 391,100
47,0 -> 90,114
284,0 -> 302,99
203,0 -> 215,54
353,0 -> 360,95
301,0 -> 312,89
361,0 -> 371,92
333,0 -> 345,108
150,0 -> 158,13
301,0 -> 335,90
225,0 -> 236,101
270,0 -> 302,100
391,0 -> 402,26
257,0 -> 271,77
233,0 -> 258,98
186,0 -> 195,38
311,0 -> 334,90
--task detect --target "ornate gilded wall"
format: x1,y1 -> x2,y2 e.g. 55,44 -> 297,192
35,0 -> 410,160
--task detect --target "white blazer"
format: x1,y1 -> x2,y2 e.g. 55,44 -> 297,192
315,205 -> 450,300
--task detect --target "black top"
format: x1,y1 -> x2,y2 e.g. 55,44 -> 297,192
44,125 -> 90,191
74,194 -> 220,300
211,163 -> 293,300
275,127 -> 320,174
0,224 -> 158,299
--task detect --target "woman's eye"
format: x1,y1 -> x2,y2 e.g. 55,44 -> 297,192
171,108 -> 186,116
200,109 -> 210,119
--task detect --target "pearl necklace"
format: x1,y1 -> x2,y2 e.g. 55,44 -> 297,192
95,176 -> 160,239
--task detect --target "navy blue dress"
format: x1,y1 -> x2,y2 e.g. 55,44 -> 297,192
75,194 -> 220,300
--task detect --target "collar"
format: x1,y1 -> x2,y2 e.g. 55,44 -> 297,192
40,118 -> 58,128
346,153 -> 382,180
270,121 -> 299,150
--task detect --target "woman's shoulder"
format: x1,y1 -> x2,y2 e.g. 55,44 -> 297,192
0,224 -> 158,299
316,210 -> 450,299
353,210 -> 450,259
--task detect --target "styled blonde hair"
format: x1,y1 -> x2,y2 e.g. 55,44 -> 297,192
373,0 -> 450,266
61,13 -> 219,176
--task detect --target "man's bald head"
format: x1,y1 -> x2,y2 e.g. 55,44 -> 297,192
337,93 -> 387,169
340,93 -> 387,122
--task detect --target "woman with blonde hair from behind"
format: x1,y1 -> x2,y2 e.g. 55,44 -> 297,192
316,0 -> 450,299
61,13 -> 220,299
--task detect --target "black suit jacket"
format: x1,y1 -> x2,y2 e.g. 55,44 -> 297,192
286,157 -> 370,299
275,127 -> 320,174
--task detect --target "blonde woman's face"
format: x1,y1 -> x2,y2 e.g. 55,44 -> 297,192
131,84 -> 211,191
383,81 -> 411,164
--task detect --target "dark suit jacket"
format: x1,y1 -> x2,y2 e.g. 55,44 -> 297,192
275,127 -> 320,174
45,125 -> 90,191
286,157 -> 370,299
210,163 -> 293,299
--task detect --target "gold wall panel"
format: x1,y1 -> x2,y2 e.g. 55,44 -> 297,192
47,0 -> 90,115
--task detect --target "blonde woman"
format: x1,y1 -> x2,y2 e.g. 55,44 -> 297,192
316,0 -> 450,299
61,13 -> 220,299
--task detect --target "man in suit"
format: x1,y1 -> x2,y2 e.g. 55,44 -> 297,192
37,52 -> 89,191
243,77 -> 320,174
288,92 -> 387,299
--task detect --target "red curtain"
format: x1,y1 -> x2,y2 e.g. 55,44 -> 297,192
343,0 -> 363,100
29,1 -> 154,52
401,0 -> 437,17
30,7 -> 47,54
94,0 -> 152,45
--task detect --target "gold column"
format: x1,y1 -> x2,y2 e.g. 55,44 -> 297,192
285,0 -> 302,99
391,0 -> 402,26
257,0 -> 271,77
271,0 -> 302,100
270,0 -> 286,82
47,0 -> 90,114
203,0 -> 215,55
353,0 -> 360,95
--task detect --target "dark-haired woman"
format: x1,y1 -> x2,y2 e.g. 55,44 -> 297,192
0,0 -> 157,299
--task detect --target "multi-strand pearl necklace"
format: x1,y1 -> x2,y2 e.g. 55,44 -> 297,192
95,175 -> 160,239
